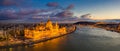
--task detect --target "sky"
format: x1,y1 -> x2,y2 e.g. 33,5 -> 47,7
0,0 -> 120,21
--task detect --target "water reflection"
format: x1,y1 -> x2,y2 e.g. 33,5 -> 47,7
33,36 -> 67,51
1,26 -> 120,51
0,36 -> 67,51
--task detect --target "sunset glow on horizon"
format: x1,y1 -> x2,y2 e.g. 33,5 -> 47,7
73,0 -> 120,19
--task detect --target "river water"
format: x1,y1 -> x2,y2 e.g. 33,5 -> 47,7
1,26 -> 120,51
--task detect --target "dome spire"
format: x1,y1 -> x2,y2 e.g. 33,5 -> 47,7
47,16 -> 51,22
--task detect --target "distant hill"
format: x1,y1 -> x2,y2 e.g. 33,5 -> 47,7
74,21 -> 96,25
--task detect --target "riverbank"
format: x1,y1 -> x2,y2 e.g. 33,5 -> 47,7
93,24 -> 120,33
79,24 -> 120,33
0,25 -> 76,48
74,21 -> 120,33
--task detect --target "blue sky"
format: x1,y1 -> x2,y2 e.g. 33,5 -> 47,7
0,0 -> 120,20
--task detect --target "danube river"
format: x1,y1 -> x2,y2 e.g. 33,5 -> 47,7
1,26 -> 120,51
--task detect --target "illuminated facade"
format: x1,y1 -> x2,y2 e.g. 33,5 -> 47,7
24,19 -> 66,40
118,24 -> 120,31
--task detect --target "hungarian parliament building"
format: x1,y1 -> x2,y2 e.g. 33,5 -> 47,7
24,19 -> 67,40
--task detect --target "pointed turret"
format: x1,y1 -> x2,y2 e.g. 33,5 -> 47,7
46,19 -> 53,30
55,22 -> 59,29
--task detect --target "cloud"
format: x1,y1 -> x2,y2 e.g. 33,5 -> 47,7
80,13 -> 92,20
46,2 -> 59,7
53,4 -> 74,17
0,8 -> 74,20
55,10 -> 74,17
0,0 -> 25,6
0,1 -> 75,21
66,4 -> 74,10
0,8 -> 44,20
0,0 -> 16,6
0,9 -> 19,20
18,9 -> 41,15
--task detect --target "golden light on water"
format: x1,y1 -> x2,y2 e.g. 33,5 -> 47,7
33,36 -> 67,51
